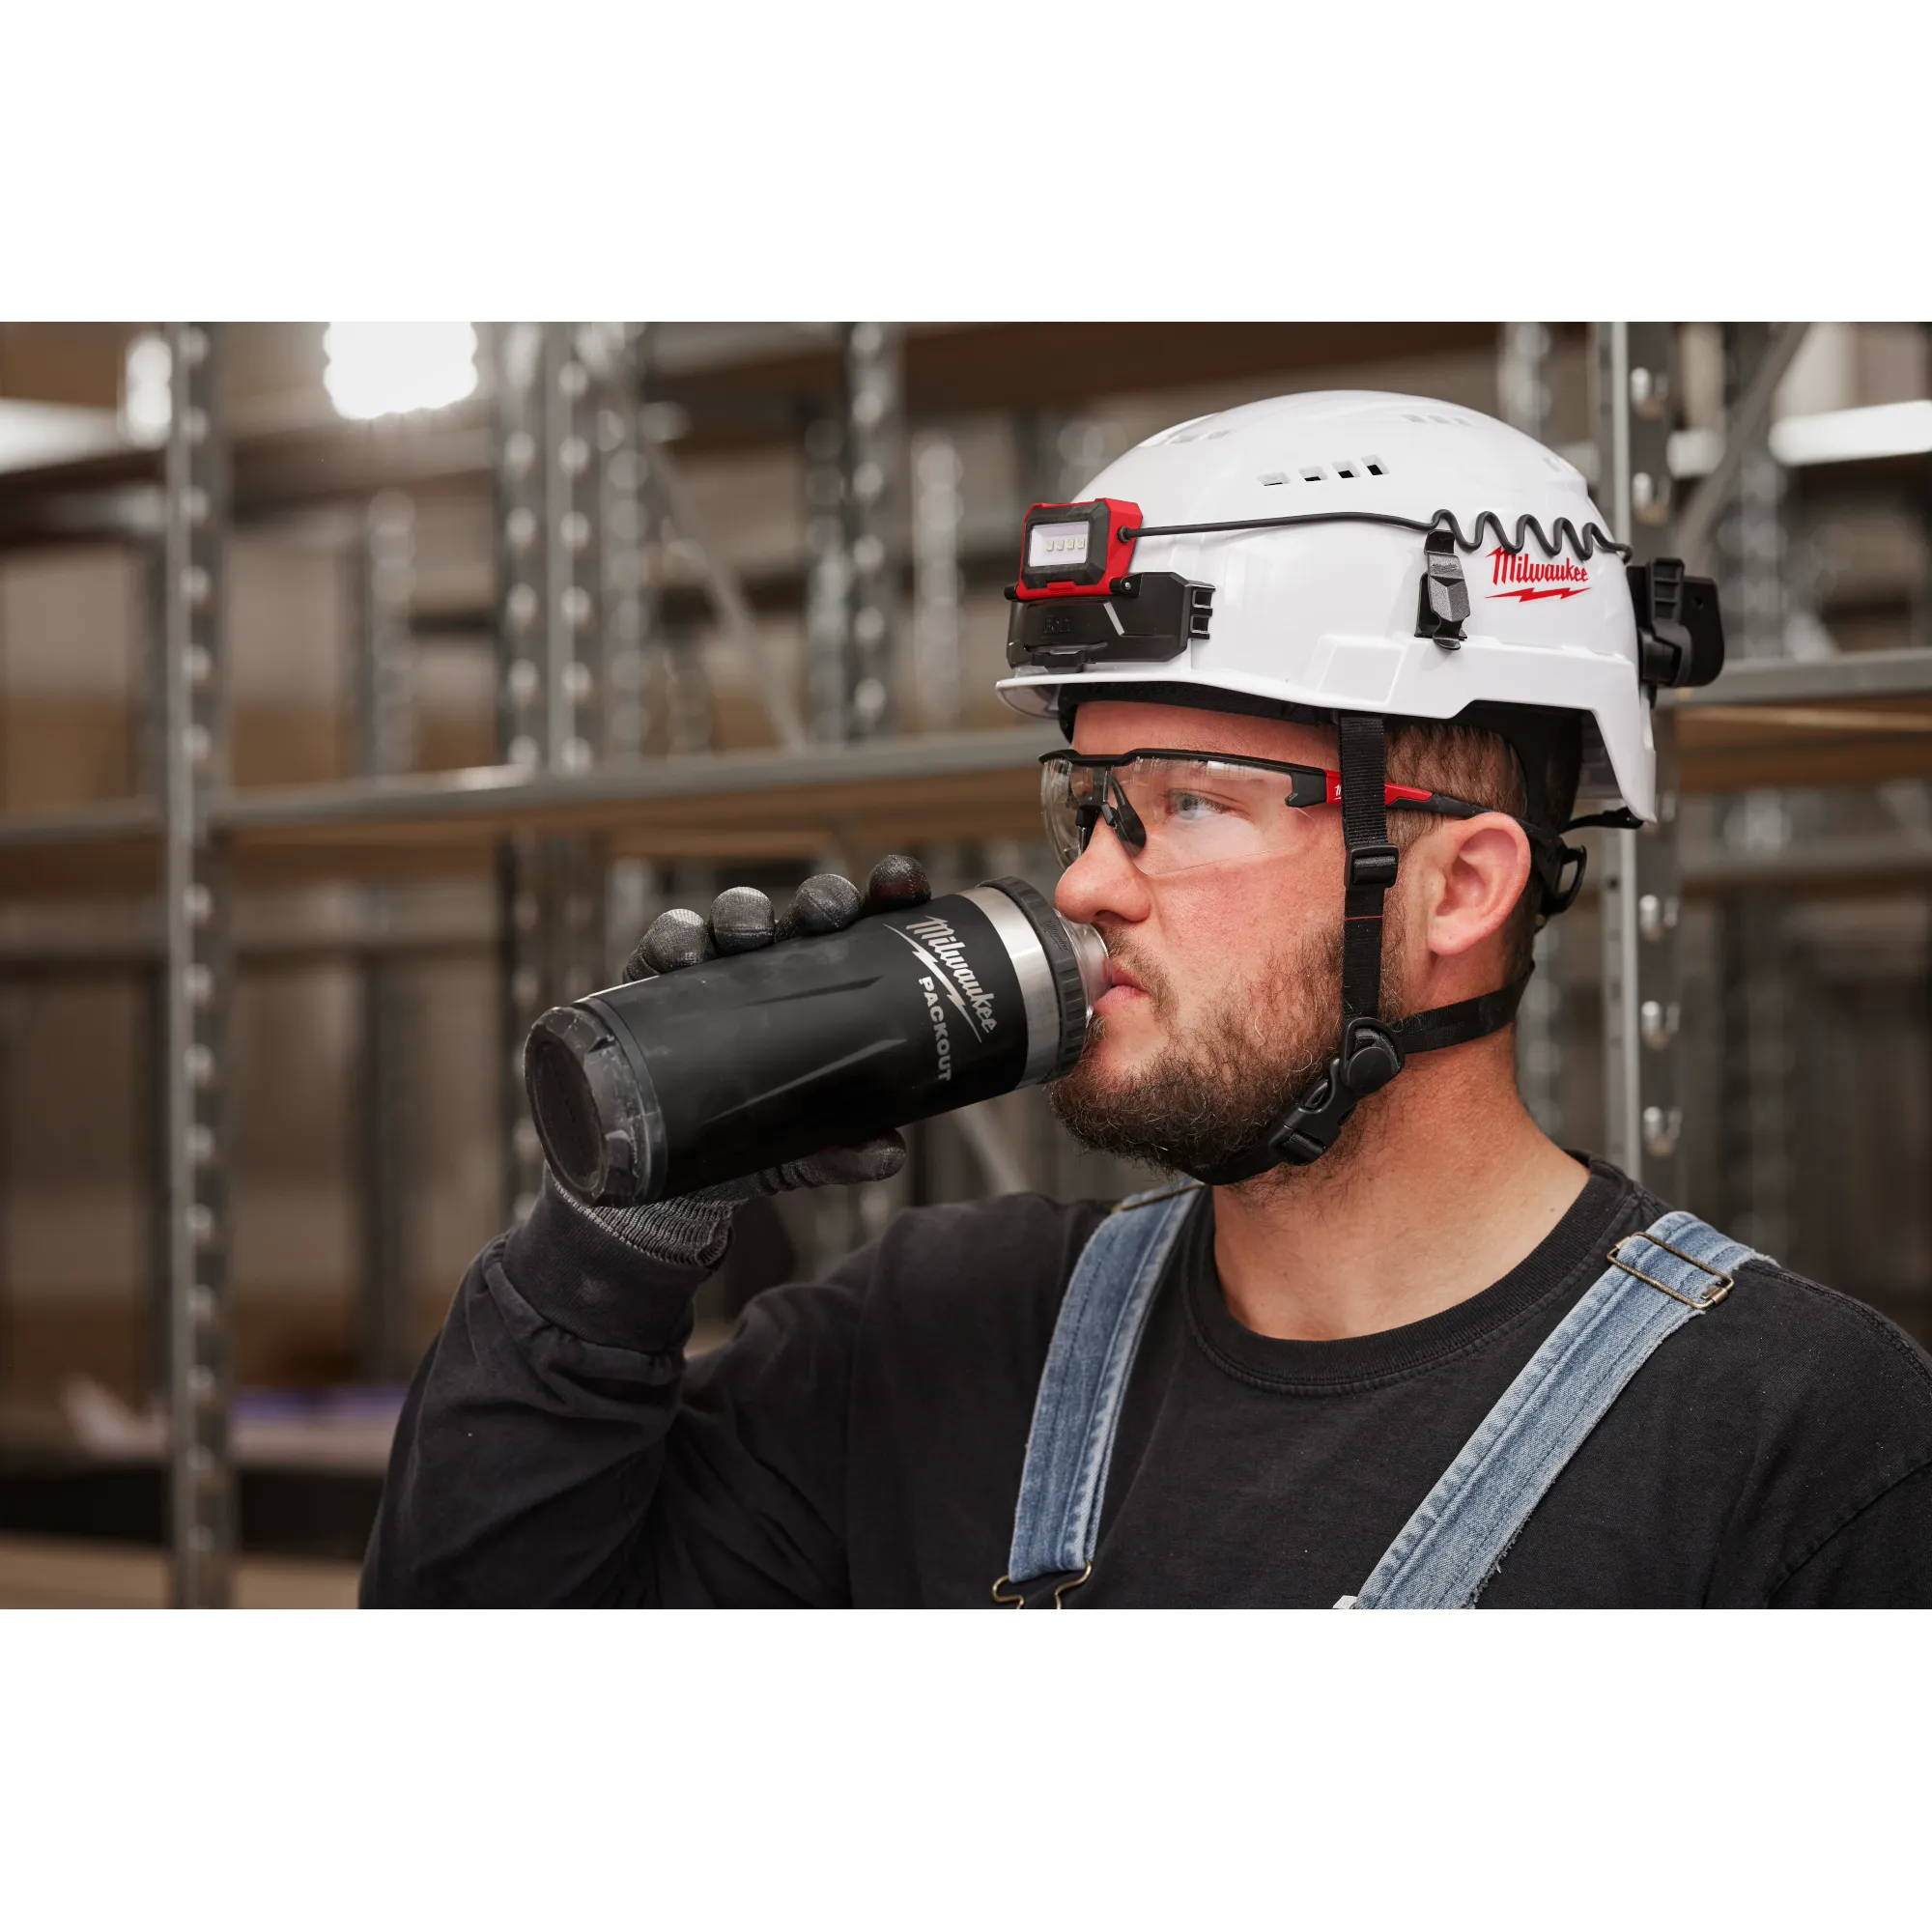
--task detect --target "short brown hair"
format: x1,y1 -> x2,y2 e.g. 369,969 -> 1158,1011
1383,715 -> 1582,980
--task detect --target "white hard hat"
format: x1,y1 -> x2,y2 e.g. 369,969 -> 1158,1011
997,389 -> 1722,822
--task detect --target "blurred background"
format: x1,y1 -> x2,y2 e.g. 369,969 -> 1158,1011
1,319 -> 1929,1605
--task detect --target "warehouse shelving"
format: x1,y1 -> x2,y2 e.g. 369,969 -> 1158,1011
2,319 -> 1930,1603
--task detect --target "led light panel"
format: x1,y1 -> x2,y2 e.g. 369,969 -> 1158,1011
1027,521 -> 1090,569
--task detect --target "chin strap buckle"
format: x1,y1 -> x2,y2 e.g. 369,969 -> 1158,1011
1266,1019 -> 1406,1166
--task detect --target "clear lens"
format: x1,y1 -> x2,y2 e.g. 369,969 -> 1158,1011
1041,754 -> 1316,875
1039,757 -> 1094,868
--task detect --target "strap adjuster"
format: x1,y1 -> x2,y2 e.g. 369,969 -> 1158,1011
991,1561 -> 1093,1608
1346,843 -> 1399,889
1605,1233 -> 1735,1310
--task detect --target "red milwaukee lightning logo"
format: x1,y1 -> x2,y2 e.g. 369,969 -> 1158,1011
1487,548 -> 1590,601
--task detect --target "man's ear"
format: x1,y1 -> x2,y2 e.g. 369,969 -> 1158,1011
1416,813 -> 1533,961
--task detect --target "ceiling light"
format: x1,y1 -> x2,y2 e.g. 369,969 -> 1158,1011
323,323 -> 478,422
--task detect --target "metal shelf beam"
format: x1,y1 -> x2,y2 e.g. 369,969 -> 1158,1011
9,651 -> 1932,891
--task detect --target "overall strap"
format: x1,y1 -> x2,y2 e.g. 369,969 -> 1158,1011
995,1183 -> 1204,1606
1345,1209 -> 1757,1610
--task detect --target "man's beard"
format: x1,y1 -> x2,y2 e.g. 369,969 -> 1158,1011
1047,915 -> 1369,1181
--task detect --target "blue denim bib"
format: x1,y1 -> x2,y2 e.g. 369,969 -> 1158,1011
996,1184 -> 1754,1608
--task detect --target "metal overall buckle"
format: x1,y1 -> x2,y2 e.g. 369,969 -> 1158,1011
991,1563 -> 1093,1608
1605,1233 -> 1736,1310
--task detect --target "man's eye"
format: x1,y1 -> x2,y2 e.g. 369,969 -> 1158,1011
1168,790 -> 1228,822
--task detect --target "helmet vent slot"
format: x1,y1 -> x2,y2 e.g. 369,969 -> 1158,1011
1258,459 -> 1390,488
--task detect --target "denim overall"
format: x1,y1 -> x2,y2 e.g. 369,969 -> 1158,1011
995,1183 -> 1755,1608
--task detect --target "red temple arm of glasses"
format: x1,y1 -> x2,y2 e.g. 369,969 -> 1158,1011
1318,773 -> 1448,810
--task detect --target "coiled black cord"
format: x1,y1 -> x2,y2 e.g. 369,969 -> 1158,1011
1118,506 -> 1631,564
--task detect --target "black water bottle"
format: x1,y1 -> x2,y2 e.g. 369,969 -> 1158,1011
525,876 -> 1108,1206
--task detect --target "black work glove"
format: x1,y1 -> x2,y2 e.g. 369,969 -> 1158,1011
549,856 -> 932,1266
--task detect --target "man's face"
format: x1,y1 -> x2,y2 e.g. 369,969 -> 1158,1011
1047,698 -> 1362,1179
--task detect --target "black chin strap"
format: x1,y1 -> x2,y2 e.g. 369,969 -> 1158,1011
1338,712 -> 1400,1037
1189,712 -> 1530,1185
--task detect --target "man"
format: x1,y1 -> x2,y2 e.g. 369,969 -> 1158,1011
365,391 -> 1932,1607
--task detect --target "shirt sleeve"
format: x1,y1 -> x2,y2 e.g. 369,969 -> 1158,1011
1769,1460 -> 1932,1607
359,1178 -> 872,1608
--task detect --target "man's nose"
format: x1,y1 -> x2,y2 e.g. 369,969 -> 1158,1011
1054,816 -> 1152,928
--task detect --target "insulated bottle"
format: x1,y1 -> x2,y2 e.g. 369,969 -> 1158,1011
525,876 -> 1109,1206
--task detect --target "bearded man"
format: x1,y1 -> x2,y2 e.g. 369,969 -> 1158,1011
364,393 -> 1932,1608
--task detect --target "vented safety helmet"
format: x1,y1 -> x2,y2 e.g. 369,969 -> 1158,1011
998,389 -> 1723,822
999,389 -> 1725,1179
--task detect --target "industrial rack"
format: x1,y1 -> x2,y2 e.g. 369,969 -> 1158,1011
2,319 -> 1929,1603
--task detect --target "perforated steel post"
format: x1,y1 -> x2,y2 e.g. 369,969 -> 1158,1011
493,324 -> 551,1222
355,492 -> 416,1379
1594,321 -> 1684,1196
160,323 -> 233,1607
494,325 -> 610,1222
1715,323 -> 1795,1254
547,326 -> 603,777
1500,324 -> 1564,1138
803,410 -> 851,741
548,327 -> 611,1009
842,323 -> 901,740
603,324 -> 657,763
912,430 -> 964,731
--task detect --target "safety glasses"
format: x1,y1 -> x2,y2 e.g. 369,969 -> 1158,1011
1038,748 -> 1487,876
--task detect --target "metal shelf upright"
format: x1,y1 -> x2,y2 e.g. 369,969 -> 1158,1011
492,325 -> 617,1225
355,491 -> 418,1381
158,323 -> 234,1608
1594,320 -> 1686,1198
1499,323 -> 1564,1140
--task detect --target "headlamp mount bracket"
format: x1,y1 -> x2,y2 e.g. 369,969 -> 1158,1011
1005,572 -> 1212,672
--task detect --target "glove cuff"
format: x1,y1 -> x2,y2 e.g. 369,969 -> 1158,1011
544,1169 -> 742,1268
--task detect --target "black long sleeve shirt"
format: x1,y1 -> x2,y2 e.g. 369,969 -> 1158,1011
362,1158 -> 1932,1607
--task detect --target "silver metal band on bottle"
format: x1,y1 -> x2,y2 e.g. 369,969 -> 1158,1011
961,885 -> 1067,1086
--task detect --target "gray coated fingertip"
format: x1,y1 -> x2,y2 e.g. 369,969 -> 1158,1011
786,871 -> 864,935
711,885 -> 776,954
802,1133 -> 908,1186
859,1134 -> 910,1179
620,939 -> 659,983
864,853 -> 932,912
641,906 -> 718,973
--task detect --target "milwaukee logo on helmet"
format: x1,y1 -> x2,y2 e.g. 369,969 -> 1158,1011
1487,549 -> 1590,602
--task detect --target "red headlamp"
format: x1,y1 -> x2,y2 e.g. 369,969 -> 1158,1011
1014,497 -> 1141,601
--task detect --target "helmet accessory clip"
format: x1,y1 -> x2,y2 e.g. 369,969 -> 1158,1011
1415,527 -> 1471,648
1628,556 -> 1725,690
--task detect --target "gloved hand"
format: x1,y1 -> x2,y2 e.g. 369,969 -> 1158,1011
548,855 -> 932,1266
